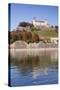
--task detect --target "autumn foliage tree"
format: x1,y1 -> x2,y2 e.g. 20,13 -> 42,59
31,33 -> 39,43
9,30 -> 40,44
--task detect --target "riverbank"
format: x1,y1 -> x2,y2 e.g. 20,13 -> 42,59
9,41 -> 58,49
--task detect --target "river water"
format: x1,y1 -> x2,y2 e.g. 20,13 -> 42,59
9,49 -> 58,86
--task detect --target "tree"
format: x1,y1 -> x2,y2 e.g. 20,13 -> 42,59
51,25 -> 54,28
18,22 -> 33,27
32,33 -> 39,43
55,26 -> 58,33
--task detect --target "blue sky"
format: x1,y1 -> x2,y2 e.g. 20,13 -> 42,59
9,3 -> 58,31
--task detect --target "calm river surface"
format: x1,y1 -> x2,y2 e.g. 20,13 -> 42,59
9,49 -> 58,86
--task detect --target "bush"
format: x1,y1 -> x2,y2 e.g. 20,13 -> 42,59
31,32 -> 39,43
9,30 -> 40,44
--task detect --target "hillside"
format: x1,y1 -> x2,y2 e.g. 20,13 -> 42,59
9,22 -> 58,44
32,29 -> 58,38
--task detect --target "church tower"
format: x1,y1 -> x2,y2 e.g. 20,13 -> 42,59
44,19 -> 48,27
44,19 -> 48,25
32,17 -> 36,27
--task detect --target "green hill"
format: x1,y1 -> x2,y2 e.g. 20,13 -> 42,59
32,28 -> 58,38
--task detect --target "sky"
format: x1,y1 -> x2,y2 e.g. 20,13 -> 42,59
9,3 -> 58,31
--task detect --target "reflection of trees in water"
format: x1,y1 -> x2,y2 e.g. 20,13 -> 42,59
10,51 -> 58,77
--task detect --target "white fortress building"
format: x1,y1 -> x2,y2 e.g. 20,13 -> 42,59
32,18 -> 49,28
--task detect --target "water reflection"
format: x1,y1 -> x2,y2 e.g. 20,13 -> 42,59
10,50 -> 58,81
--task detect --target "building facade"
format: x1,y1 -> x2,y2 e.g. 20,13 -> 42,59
32,18 -> 49,28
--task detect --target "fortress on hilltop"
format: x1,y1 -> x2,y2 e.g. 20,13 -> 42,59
32,17 -> 49,28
